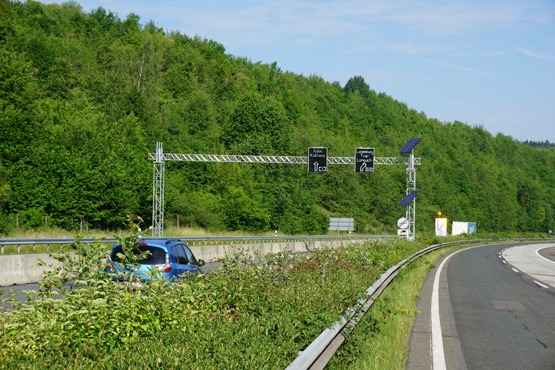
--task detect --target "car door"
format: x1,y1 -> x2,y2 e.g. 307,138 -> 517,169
171,244 -> 188,277
182,244 -> 200,273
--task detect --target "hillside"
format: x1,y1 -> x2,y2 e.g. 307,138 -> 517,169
1,0 -> 554,235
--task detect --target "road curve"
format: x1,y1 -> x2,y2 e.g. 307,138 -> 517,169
406,243 -> 555,370
502,244 -> 555,288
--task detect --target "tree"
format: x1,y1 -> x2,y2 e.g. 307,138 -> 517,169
222,94 -> 292,155
343,75 -> 370,99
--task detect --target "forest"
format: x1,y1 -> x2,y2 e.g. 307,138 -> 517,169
1,0 -> 554,235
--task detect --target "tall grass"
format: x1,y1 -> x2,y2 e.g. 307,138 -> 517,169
5,225 -> 308,240
328,246 -> 460,369
5,227 -> 122,239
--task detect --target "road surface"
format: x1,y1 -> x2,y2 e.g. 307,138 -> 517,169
407,242 -> 555,369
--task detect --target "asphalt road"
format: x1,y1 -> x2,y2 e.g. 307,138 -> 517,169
1,261 -> 220,309
407,243 -> 555,370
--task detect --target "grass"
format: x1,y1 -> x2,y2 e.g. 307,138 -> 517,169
3,226 -> 211,239
3,225 -> 333,239
328,246 -> 462,370
3,227 -> 121,239
0,226 -> 268,255
3,219 -> 423,240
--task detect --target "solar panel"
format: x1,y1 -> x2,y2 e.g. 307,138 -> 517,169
399,190 -> 420,206
400,138 -> 422,153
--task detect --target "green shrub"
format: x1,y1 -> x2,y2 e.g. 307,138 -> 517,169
1,224 -> 421,369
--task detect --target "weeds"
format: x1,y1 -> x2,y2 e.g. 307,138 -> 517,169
1,218 -> 423,369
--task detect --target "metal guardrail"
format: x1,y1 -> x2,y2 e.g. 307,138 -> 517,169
285,239 -> 488,370
0,235 -> 394,254
0,238 -> 117,254
285,237 -> 555,368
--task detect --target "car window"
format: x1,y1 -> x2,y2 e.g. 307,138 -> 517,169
183,245 -> 197,265
172,245 -> 188,264
140,246 -> 166,265
110,245 -> 166,265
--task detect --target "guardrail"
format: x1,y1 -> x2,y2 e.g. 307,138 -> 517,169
0,235 -> 393,254
285,239 -> 487,370
0,238 -> 115,254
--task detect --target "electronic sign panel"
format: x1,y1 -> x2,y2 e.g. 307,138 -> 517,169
308,147 -> 328,172
355,147 -> 374,173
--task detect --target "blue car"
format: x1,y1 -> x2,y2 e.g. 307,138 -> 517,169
105,239 -> 205,283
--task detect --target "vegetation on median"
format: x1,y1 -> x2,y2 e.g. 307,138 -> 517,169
1,220 -> 421,369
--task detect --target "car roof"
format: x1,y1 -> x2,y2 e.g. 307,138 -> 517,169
140,238 -> 184,246
111,238 -> 185,249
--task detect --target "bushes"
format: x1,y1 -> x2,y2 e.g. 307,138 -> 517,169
1,232 -> 420,369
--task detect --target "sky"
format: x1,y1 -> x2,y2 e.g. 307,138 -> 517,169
42,0 -> 555,143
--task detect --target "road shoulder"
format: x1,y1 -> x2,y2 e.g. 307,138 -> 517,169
406,249 -> 467,370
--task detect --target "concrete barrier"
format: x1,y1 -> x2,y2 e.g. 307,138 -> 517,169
0,239 -> 369,286
0,254 -> 60,286
188,241 -> 311,261
188,238 -> 367,261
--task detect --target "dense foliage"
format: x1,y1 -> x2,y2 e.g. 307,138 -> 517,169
0,223 -> 420,368
1,0 -> 554,235
523,140 -> 555,149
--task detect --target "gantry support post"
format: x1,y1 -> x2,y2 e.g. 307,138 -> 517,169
406,149 -> 417,240
152,142 -> 165,237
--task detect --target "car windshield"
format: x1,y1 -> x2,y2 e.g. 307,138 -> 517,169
110,244 -> 166,265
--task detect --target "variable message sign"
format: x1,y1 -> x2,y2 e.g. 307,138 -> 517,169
308,147 -> 328,172
355,147 -> 374,173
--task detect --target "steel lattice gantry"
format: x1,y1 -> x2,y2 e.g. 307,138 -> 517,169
147,152 -> 421,166
149,142 -> 421,237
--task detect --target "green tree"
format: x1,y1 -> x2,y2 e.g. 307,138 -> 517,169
222,94 -> 292,155
343,75 -> 370,99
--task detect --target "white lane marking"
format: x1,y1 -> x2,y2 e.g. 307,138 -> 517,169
535,246 -> 555,264
534,280 -> 549,289
512,268 -> 519,273
431,251 -> 457,370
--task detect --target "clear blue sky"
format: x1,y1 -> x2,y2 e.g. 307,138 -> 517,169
42,0 -> 555,143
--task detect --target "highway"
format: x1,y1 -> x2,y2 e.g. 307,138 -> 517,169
407,243 -> 555,369
4,240 -> 554,369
